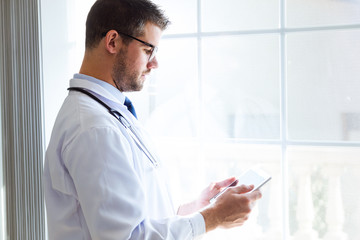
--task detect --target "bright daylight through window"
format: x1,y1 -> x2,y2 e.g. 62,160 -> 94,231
41,0 -> 360,239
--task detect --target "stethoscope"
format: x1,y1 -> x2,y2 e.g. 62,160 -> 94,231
68,87 -> 159,168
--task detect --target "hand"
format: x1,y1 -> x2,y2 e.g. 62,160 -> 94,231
177,177 -> 237,216
200,184 -> 262,232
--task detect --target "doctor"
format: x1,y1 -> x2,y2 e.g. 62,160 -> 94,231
44,0 -> 262,239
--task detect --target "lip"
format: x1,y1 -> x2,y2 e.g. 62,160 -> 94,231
141,70 -> 151,80
142,72 -> 150,78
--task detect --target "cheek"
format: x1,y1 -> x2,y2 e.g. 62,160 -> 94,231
127,47 -> 148,65
136,54 -> 149,66
128,55 -> 147,72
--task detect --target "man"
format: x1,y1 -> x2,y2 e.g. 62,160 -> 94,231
44,0 -> 262,239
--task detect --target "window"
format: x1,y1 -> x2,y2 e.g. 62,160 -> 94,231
130,0 -> 360,239
41,0 -> 94,144
42,0 -> 360,239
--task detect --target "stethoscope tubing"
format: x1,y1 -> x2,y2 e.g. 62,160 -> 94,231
68,87 -> 159,168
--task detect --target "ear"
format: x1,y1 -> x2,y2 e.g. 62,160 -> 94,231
103,30 -> 121,54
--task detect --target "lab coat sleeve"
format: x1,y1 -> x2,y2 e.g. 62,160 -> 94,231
62,125 -> 205,240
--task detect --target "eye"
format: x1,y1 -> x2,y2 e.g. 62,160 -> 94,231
144,48 -> 153,55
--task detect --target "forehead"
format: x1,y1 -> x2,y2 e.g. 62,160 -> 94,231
141,22 -> 163,46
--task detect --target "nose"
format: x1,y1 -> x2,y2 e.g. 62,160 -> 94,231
147,56 -> 158,69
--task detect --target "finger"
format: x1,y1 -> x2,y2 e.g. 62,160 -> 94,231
215,177 -> 237,189
233,184 -> 254,194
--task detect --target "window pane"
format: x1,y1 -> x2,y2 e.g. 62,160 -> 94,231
288,146 -> 360,239
131,38 -> 199,138
156,141 -> 283,239
201,0 -> 280,32
152,0 -> 197,34
286,0 -> 360,27
202,35 -> 280,139
41,0 -> 94,144
287,30 -> 360,142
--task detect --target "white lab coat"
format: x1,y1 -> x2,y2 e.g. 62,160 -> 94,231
44,77 -> 205,240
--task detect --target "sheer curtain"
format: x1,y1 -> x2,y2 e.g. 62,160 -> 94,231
1,0 -> 45,239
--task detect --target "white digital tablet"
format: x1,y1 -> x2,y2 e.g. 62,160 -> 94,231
210,168 -> 271,203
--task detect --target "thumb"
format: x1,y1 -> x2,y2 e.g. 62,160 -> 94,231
208,177 -> 237,196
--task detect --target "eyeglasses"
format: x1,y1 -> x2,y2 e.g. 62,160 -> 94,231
102,31 -> 158,62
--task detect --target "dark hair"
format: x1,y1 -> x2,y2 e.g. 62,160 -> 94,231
85,0 -> 170,49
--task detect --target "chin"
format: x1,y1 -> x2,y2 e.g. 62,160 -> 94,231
127,83 -> 144,92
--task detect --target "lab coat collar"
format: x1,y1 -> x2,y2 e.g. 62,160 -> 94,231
69,78 -> 125,106
69,77 -> 138,125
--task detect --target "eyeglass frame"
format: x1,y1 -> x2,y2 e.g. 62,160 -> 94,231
101,30 -> 158,62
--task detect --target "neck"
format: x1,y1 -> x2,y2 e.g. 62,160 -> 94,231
79,50 -> 116,88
